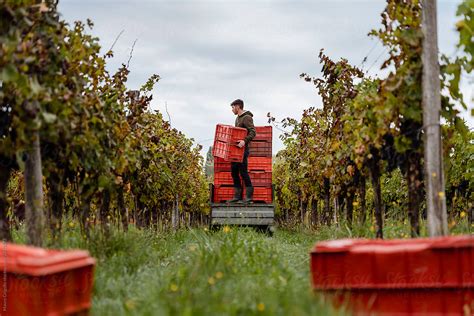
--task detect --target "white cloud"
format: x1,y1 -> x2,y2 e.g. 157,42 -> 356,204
58,0 -> 473,156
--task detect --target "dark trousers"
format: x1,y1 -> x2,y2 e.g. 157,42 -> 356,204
231,147 -> 252,189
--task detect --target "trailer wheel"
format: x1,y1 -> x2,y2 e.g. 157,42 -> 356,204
255,225 -> 274,237
266,225 -> 275,237
267,225 -> 275,236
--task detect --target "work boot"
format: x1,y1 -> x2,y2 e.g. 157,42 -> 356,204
240,186 -> 254,204
227,187 -> 242,203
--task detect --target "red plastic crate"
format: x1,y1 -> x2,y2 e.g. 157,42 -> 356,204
214,124 -> 247,143
214,171 -> 234,186
310,236 -> 474,315
214,171 -> 272,187
243,186 -> 272,203
249,171 -> 272,187
213,185 -> 236,203
214,186 -> 272,203
329,288 -> 473,316
254,126 -> 272,142
249,140 -> 272,157
214,158 -> 273,176
214,157 -> 231,172
213,140 -> 245,162
1,243 -> 96,316
248,157 -> 272,172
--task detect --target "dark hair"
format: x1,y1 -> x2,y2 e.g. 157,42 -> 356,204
231,99 -> 244,109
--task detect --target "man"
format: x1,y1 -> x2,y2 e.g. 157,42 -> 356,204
228,99 -> 256,203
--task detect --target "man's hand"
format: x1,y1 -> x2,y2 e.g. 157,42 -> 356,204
236,140 -> 245,148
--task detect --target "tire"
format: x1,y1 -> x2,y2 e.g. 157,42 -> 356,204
255,225 -> 273,237
266,225 -> 275,237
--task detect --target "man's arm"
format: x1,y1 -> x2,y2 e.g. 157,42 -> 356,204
243,116 -> 256,144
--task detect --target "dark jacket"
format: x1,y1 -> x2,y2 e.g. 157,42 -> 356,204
235,111 -> 256,145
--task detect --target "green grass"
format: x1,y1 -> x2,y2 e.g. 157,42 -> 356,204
11,217 -> 472,316
91,227 -> 341,315
13,224 -> 341,315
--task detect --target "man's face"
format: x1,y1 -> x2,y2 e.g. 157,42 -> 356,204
231,105 -> 239,115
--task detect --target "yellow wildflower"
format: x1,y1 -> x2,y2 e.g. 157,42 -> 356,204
215,271 -> 223,279
125,300 -> 136,310
208,277 -> 216,285
170,283 -> 178,292
257,303 -> 265,312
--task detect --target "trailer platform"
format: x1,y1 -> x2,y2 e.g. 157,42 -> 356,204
210,203 -> 275,235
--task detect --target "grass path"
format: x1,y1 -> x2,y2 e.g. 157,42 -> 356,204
84,227 -> 342,315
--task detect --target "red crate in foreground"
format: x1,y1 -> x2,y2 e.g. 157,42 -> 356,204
310,236 -> 474,315
1,243 -> 96,316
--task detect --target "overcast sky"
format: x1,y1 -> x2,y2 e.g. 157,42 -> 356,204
59,0 -> 473,156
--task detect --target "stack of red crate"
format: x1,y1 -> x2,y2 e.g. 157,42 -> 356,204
212,125 -> 273,204
212,124 -> 246,202
213,155 -> 233,202
247,126 -> 272,203
249,126 -> 272,156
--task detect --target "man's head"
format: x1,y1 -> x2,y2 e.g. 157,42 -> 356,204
231,99 -> 244,115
